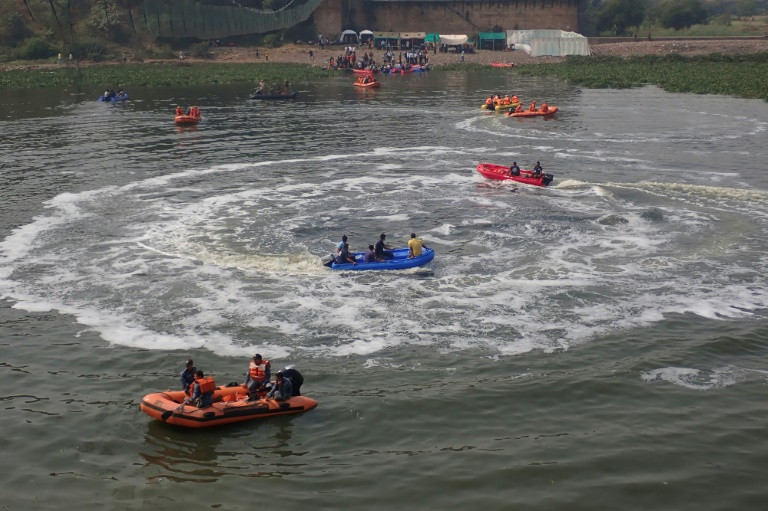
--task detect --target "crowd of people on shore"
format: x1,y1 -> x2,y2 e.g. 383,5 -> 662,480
329,47 -> 429,73
178,355 -> 301,408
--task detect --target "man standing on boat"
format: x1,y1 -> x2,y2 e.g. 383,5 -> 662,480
180,359 -> 196,393
245,354 -> 271,397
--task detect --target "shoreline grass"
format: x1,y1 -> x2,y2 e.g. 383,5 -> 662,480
516,53 -> 768,101
2,53 -> 768,101
0,62 -> 333,90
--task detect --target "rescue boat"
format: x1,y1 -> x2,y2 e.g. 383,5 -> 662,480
490,62 -> 515,68
507,105 -> 558,117
354,78 -> 381,88
476,163 -> 554,187
140,382 -> 318,428
174,114 -> 201,124
482,101 -> 522,112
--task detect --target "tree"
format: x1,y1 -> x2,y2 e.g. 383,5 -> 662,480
597,0 -> 648,36
657,0 -> 709,30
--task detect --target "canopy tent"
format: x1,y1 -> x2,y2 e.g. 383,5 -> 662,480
359,29 -> 374,43
374,31 -> 400,49
425,33 -> 439,43
439,34 -> 468,46
399,32 -> 425,48
339,29 -> 359,44
506,30 -> 590,57
478,32 -> 506,51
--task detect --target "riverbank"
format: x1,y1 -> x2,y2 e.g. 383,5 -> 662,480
2,40 -> 767,100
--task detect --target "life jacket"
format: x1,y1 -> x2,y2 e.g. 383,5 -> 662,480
511,95 -> 518,103
529,101 -> 536,112
541,103 -> 548,113
176,107 -> 183,115
189,376 -> 216,395
249,359 -> 270,382
485,98 -> 493,106
503,96 -> 510,105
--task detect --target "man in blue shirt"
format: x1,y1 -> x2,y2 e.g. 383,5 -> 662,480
179,359 -> 196,394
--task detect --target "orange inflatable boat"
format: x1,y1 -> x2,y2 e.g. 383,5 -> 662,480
354,77 -> 381,88
141,382 -> 318,428
507,105 -> 558,118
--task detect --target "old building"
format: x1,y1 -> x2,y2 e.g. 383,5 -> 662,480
313,0 -> 580,37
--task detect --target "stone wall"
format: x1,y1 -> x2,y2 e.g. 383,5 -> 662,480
313,0 -> 344,37
346,0 -> 579,35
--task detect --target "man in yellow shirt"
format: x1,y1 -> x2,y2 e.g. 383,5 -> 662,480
407,232 -> 428,258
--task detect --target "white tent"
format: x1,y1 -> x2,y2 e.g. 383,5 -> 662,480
506,30 -> 590,57
439,34 -> 469,45
339,29 -> 359,44
359,29 -> 374,42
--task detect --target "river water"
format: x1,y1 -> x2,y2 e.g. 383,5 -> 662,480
1,70 -> 767,510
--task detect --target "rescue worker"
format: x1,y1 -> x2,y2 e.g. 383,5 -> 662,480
509,162 -> 520,176
175,105 -> 183,116
529,100 -> 537,112
511,95 -> 519,103
514,104 -> 523,113
502,95 -> 511,105
533,161 -> 543,176
266,371 -> 293,401
245,354 -> 271,397
540,102 -> 549,113
180,359 -> 196,394
485,96 -> 493,108
185,370 -> 215,408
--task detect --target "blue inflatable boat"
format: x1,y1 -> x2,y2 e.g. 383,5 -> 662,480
98,93 -> 128,102
330,247 -> 435,271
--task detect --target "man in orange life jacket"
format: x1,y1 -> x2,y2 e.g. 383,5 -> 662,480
185,370 -> 215,408
245,354 -> 271,397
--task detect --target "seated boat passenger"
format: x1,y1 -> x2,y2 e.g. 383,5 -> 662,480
514,104 -> 523,113
541,102 -> 549,113
185,370 -> 215,408
529,100 -> 537,112
502,95 -> 511,105
336,243 -> 357,265
533,161 -> 543,176
364,245 -> 378,262
509,162 -> 520,176
511,95 -> 519,103
175,105 -> 183,116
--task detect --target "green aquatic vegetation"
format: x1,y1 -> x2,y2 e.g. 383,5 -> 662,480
0,62 -> 333,89
516,53 -> 768,101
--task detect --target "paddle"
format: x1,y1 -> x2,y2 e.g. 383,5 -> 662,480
161,402 -> 185,422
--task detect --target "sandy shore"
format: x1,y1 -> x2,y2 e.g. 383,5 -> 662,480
206,39 -> 768,67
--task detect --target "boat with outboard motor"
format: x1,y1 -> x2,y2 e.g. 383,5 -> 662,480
476,163 -> 554,187
140,368 -> 316,428
326,247 -> 434,270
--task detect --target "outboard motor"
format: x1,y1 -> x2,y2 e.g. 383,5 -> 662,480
281,365 -> 304,396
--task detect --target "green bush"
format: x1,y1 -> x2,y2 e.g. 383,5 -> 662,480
70,38 -> 108,61
189,41 -> 212,59
19,37 -> 55,60
262,33 -> 278,47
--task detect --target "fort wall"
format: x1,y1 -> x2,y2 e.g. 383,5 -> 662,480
316,0 -> 579,36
